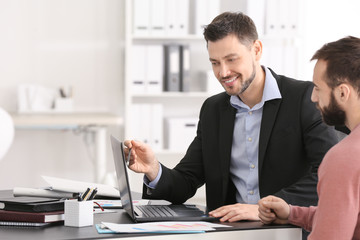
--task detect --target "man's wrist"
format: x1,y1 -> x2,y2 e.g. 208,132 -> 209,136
144,163 -> 162,189
145,160 -> 160,182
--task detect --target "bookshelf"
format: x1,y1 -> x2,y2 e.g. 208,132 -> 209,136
123,0 -> 303,204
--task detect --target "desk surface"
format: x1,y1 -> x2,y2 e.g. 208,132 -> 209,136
0,190 -> 302,240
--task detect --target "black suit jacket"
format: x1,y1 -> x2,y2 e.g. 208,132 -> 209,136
143,69 -> 339,211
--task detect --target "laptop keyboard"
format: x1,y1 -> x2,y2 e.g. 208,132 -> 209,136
136,205 -> 179,218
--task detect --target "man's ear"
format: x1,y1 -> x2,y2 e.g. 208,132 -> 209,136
253,40 -> 263,61
336,83 -> 351,103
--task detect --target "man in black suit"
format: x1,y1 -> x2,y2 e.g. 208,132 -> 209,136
124,12 -> 338,223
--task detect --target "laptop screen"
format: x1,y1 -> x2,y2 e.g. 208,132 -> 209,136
110,135 -> 135,219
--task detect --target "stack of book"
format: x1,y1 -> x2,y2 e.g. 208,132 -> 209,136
0,196 -> 65,227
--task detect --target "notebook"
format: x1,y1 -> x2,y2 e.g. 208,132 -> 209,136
110,135 -> 215,223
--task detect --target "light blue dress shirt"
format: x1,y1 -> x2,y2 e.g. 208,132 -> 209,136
145,67 -> 282,203
229,66 -> 281,204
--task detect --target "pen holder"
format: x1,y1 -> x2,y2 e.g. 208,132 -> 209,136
64,200 -> 93,227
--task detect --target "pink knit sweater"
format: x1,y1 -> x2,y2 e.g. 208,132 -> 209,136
289,124 -> 360,239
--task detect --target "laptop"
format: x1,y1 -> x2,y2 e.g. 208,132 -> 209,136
110,135 -> 215,222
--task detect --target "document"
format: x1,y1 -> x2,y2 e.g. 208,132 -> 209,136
101,221 -> 230,233
42,176 -> 119,198
13,187 -> 77,199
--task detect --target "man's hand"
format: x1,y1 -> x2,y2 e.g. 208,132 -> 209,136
209,203 -> 260,222
258,196 -> 290,225
124,140 -> 159,181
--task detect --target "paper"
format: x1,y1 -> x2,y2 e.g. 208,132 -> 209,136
93,199 -> 149,209
101,221 -> 230,233
13,187 -> 77,199
42,176 -> 119,198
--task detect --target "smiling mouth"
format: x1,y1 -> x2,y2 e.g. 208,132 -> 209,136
223,76 -> 238,85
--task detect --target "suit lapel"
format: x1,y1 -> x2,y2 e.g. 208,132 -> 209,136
219,102 -> 236,203
258,90 -> 282,175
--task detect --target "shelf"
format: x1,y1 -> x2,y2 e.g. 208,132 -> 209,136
132,92 -> 211,98
11,112 -> 123,129
132,35 -> 204,41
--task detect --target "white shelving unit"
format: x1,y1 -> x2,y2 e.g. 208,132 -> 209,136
123,0 -> 303,204
123,0 -> 218,204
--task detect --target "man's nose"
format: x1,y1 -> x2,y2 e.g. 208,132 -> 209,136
219,64 -> 230,78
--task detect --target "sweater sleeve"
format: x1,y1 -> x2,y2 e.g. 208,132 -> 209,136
306,147 -> 360,240
288,205 -> 317,232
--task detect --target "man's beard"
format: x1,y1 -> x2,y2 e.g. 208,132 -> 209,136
238,62 -> 256,95
319,91 -> 346,126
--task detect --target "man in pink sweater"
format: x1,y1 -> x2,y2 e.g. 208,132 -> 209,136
258,36 -> 360,239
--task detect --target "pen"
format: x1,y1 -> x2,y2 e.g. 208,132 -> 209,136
126,148 -> 132,167
88,188 -> 98,200
83,188 -> 94,201
77,193 -> 82,201
80,188 -> 91,201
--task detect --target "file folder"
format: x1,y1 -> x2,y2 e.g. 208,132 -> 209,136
133,0 -> 150,36
180,45 -> 191,92
131,45 -> 146,94
146,45 -> 164,94
177,0 -> 189,35
166,117 -> 198,152
150,104 -> 163,151
149,0 -> 165,36
165,0 -> 177,35
164,44 -> 181,92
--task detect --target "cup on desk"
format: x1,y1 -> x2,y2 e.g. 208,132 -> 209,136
64,199 -> 93,227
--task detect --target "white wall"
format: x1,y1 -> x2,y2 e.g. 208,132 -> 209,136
0,0 -> 124,189
299,0 -> 360,81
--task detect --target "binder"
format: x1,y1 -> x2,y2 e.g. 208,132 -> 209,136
265,0 -> 280,35
145,45 -> 163,94
287,0 -> 299,35
131,45 -> 146,94
166,117 -> 198,152
150,104 -> 163,151
246,0 -> 266,36
180,45 -> 191,92
177,0 -> 189,35
278,0 -> 289,34
0,197 -> 64,213
131,104 -> 152,145
0,210 -> 64,223
133,0 -> 150,36
194,0 -> 220,36
165,0 -> 177,35
149,0 -> 165,36
164,44 -> 181,92
194,0 -> 208,36
130,104 -> 142,143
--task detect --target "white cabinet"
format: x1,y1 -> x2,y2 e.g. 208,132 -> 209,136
123,0 -> 303,204
124,0 -> 220,154
123,0 -> 221,203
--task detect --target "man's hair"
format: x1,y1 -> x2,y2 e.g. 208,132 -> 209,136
203,12 -> 258,48
311,36 -> 360,95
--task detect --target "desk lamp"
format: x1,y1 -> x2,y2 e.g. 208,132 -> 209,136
0,108 -> 14,160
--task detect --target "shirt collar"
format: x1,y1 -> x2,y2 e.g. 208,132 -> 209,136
230,66 -> 282,110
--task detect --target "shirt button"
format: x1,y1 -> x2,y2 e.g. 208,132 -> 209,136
249,190 -> 254,195
248,111 -> 253,115
248,137 -> 252,142
250,164 -> 255,169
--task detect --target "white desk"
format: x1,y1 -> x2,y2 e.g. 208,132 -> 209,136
107,228 -> 302,240
10,112 -> 123,183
